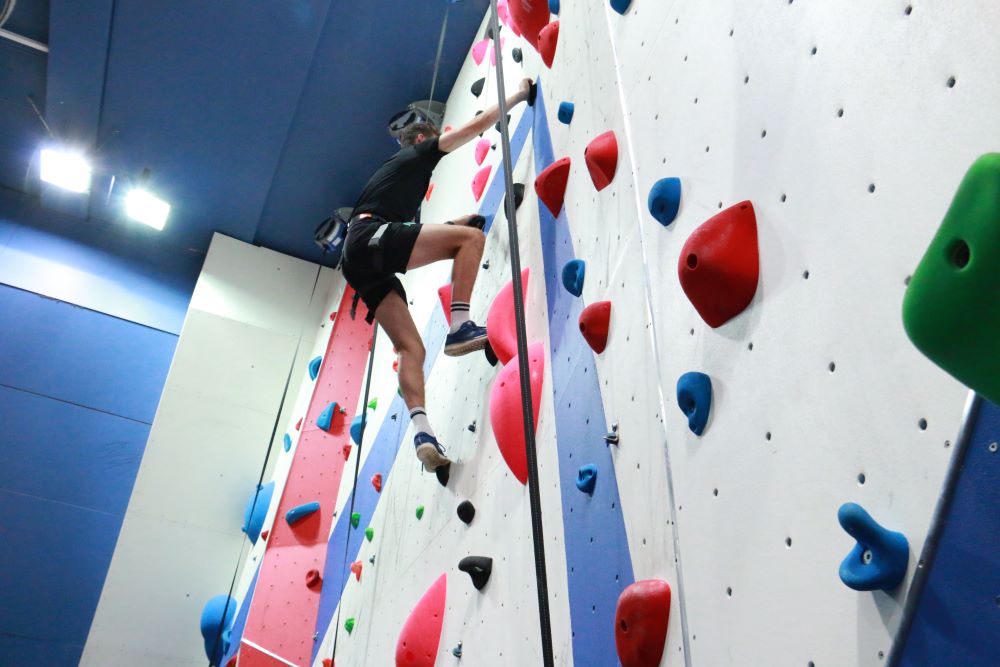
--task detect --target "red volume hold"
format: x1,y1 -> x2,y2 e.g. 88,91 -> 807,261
539,21 -> 559,68
678,201 -> 759,327
488,342 -> 545,484
584,131 -> 618,191
508,0 -> 550,49
535,157 -> 571,217
615,579 -> 671,667
579,301 -> 611,353
395,574 -> 447,667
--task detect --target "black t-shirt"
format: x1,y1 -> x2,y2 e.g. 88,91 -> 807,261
351,137 -> 447,222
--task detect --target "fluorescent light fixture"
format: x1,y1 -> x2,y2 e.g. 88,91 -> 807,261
39,148 -> 92,193
125,189 -> 170,230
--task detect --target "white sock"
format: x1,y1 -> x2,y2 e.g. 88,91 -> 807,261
449,301 -> 472,333
410,407 -> 435,437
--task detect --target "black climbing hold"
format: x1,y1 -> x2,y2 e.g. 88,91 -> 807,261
469,214 -> 487,230
494,114 -> 511,133
436,462 -> 451,487
484,341 -> 499,366
452,641 -> 463,658
369,554 -> 376,565
475,109 -> 484,117
458,556 -> 493,590
468,421 -> 477,433
527,80 -> 538,107
457,500 -> 476,525
504,183 -> 526,220
471,77 -> 485,97
512,47 -> 522,63
482,260 -> 491,270
485,24 -> 495,40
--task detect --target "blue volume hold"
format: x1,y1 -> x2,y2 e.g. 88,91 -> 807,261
317,402 -> 338,431
283,433 -> 292,452
576,464 -> 598,495
838,503 -> 909,591
561,259 -> 586,297
676,372 -> 712,435
285,501 -> 321,526
241,481 -> 275,544
350,414 -> 366,446
549,0 -> 560,14
648,177 -> 682,226
557,101 -> 575,125
308,356 -> 322,380
610,0 -> 632,14
200,594 -> 236,665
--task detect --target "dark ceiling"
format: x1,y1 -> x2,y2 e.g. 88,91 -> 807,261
0,0 -> 488,262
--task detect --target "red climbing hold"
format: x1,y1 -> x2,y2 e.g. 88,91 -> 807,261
329,311 -> 336,321
486,268 -> 530,365
508,0 -> 550,49
535,157 -> 571,216
538,21 -> 559,68
472,165 -> 492,202
475,138 -> 491,166
579,301 -> 611,353
437,284 -> 453,326
371,473 -> 383,493
322,659 -> 333,667
584,131 -> 618,191
342,444 -> 352,461
471,38 -> 490,65
678,201 -> 759,327
489,342 -> 545,485
392,358 -> 399,373
425,183 -> 434,202
615,579 -> 671,667
350,561 -> 363,581
305,569 -> 323,590
260,529 -> 269,541
226,656 -> 237,667
395,573 -> 447,667
295,417 -> 302,431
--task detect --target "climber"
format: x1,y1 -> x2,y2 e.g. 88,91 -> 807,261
342,77 -> 535,475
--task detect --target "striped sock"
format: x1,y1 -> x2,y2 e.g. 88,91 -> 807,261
449,301 -> 471,333
410,407 -> 434,437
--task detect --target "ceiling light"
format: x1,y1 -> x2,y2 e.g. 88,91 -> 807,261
125,189 -> 170,230
39,148 -> 92,193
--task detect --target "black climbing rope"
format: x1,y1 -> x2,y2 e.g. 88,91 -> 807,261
328,324 -> 378,663
487,3 -> 556,665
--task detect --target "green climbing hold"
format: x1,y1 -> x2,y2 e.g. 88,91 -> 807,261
415,505 -> 425,520
903,153 -> 1000,404
350,512 -> 361,529
365,526 -> 374,542
367,397 -> 378,411
344,617 -> 355,634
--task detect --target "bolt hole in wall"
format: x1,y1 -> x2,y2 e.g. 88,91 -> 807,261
948,238 -> 971,268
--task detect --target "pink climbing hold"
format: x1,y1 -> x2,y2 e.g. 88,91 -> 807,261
437,284 -> 453,326
472,164 -> 492,202
475,138 -> 491,166
395,574 -> 447,667
538,21 -> 559,68
498,0 -> 511,26
585,131 -> 619,191
489,342 -> 545,485
579,301 -> 612,353
471,38 -> 490,65
535,157 -> 571,216
486,268 -> 530,366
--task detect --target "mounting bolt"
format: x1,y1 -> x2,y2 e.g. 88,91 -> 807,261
452,641 -> 463,658
604,422 -> 620,445
482,260 -> 490,270
468,420 -> 477,433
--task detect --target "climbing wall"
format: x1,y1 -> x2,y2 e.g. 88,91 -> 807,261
211,2 -> 1000,666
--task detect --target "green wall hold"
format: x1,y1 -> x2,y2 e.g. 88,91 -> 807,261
416,505 -> 425,520
365,527 -> 374,541
345,617 -> 355,634
903,154 -> 1000,404
350,512 -> 361,529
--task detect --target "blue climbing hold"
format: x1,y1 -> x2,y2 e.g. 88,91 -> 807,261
283,433 -> 292,452
558,101 -> 575,124
648,177 -> 682,226
241,481 -> 274,544
561,259 -> 586,297
610,0 -> 632,14
317,402 -> 338,432
308,356 -> 322,380
576,464 -> 598,495
838,503 -> 909,591
549,0 -> 560,14
350,414 -> 367,446
200,594 -> 236,666
676,372 -> 712,436
285,501 -> 320,526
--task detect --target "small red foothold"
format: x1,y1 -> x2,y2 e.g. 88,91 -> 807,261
305,569 -> 323,590
615,579 -> 671,667
584,131 -> 619,191
323,659 -> 333,667
350,561 -> 363,581
371,473 -> 383,493
443,125 -> 452,133
329,312 -> 336,321
437,284 -> 453,326
472,165 -> 492,202
260,529 -> 269,541
678,201 -> 759,327
538,21 -> 559,68
579,301 -> 612,353
392,358 -> 399,373
425,183 -> 434,202
535,157 -> 571,216
295,417 -> 302,431
342,444 -> 352,461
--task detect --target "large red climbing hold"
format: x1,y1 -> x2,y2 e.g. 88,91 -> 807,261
579,301 -> 611,353
584,131 -> 619,191
508,0 -> 550,49
615,579 -> 671,667
437,283 -> 453,326
489,342 -> 545,485
395,574 -> 447,667
535,157 -> 571,216
472,165 -> 492,202
538,20 -> 559,68
486,268 -> 530,365
678,201 -> 759,327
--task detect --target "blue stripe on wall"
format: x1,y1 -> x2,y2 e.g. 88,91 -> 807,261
220,567 -> 261,666
532,80 -> 635,666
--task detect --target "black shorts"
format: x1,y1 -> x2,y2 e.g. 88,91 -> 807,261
342,216 -> 422,323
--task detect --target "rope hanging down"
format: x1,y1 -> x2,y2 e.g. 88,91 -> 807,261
487,2 -> 556,665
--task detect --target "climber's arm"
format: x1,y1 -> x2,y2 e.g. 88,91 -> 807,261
438,78 -> 533,153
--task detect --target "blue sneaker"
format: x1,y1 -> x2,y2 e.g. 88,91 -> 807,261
414,432 -> 451,472
445,321 -> 489,357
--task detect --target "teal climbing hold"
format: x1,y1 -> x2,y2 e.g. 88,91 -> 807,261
648,177 -> 682,226
308,356 -> 322,380
576,464 -> 598,494
838,503 -> 909,591
350,512 -> 361,529
285,501 -> 320,526
562,259 -> 585,297
350,414 -> 366,446
317,402 -> 338,431
283,433 -> 292,452
241,481 -> 275,544
558,101 -> 575,124
676,372 -> 712,435
610,0 -> 632,14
